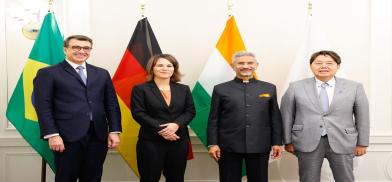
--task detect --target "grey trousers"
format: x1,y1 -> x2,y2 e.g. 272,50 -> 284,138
296,136 -> 355,182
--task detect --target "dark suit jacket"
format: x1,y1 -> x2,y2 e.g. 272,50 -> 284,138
34,61 -> 121,142
131,81 -> 195,142
207,78 -> 283,153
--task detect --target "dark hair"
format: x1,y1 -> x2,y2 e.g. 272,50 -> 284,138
309,50 -> 341,65
146,54 -> 182,82
64,35 -> 93,47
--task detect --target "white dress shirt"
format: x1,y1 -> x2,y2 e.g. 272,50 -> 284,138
315,77 -> 335,106
66,59 -> 88,78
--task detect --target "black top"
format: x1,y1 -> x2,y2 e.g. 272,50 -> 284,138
131,81 -> 195,142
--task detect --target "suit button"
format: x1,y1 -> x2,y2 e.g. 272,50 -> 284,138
246,125 -> 250,128
320,125 -> 323,128
89,101 -> 93,104
246,104 -> 251,107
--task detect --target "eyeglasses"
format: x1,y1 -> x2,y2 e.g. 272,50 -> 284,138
312,61 -> 337,67
70,46 -> 92,52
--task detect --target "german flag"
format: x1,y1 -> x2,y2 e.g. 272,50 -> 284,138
113,17 -> 162,176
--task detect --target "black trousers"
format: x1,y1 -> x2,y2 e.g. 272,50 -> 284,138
54,123 -> 108,182
218,151 -> 270,182
137,138 -> 188,182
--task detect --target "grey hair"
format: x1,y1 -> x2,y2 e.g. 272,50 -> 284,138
232,51 -> 257,63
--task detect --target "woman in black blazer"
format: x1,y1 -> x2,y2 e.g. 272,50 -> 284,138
131,54 -> 195,182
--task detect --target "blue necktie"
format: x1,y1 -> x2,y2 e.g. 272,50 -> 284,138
319,83 -> 329,113
76,66 -> 92,120
76,66 -> 87,85
319,83 -> 329,136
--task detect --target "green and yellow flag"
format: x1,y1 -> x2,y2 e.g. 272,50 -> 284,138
6,12 -> 64,171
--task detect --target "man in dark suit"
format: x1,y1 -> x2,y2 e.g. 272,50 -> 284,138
34,35 -> 122,182
207,51 -> 283,182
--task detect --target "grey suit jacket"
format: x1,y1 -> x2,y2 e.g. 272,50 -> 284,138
281,77 -> 369,154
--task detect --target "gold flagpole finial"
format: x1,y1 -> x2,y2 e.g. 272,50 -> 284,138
307,1 -> 313,16
139,0 -> 146,18
48,0 -> 54,12
227,0 -> 234,17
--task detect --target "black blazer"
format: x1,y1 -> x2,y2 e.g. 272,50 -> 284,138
34,61 -> 122,142
131,81 -> 195,142
207,78 -> 282,153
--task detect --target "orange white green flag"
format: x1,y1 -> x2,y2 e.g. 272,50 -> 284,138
190,16 -> 246,149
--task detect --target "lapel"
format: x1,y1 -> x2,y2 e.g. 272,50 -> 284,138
328,77 -> 345,113
86,63 -> 98,88
61,61 -> 86,87
149,81 -> 172,110
303,78 -> 323,113
168,82 -> 180,110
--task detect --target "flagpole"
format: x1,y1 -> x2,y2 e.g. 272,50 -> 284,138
227,0 -> 233,17
139,0 -> 146,18
48,0 -> 54,12
41,158 -> 47,182
308,1 -> 313,16
40,1 -> 54,181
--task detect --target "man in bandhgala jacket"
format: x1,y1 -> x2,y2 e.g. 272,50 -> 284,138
34,35 -> 121,182
207,51 -> 283,182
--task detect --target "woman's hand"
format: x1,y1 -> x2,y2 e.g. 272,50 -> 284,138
158,123 -> 179,135
158,123 -> 180,141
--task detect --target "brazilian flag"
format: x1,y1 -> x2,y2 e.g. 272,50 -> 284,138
6,12 -> 64,171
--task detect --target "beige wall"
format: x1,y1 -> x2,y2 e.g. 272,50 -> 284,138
1,0 -> 392,181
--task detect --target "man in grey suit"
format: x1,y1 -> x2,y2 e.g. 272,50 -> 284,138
281,50 -> 369,182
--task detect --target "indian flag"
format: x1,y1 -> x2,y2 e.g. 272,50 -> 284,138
190,16 -> 246,148
6,12 -> 64,171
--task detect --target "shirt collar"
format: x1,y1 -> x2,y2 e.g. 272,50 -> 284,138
234,77 -> 256,84
65,59 -> 87,70
315,77 -> 336,87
